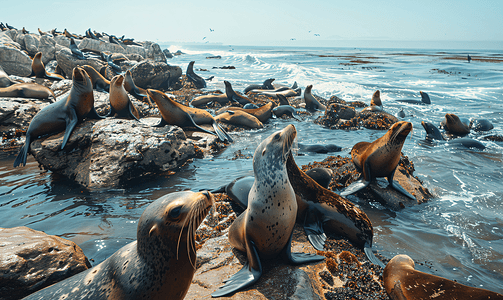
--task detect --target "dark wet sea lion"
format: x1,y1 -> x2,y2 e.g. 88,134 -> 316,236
395,91 -> 431,105
304,167 -> 333,189
470,118 -> 493,132
22,191 -> 214,300
298,143 -> 342,154
216,102 -> 274,123
340,121 -> 415,200
147,89 -> 232,142
441,113 -> 470,135
273,105 -> 298,119
243,78 -> 275,93
277,94 -> 291,106
123,69 -> 152,106
81,65 -> 110,92
383,254 -> 503,300
108,74 -> 140,120
243,103 -> 258,109
0,82 -> 56,102
215,110 -> 264,129
304,85 -> 326,111
447,138 -> 486,150
421,121 -> 444,140
69,38 -> 86,60
225,80 -> 252,105
186,61 -> 206,88
212,125 -> 324,297
14,67 -> 103,167
30,52 -> 65,80
0,65 -> 22,87
396,108 -> 405,118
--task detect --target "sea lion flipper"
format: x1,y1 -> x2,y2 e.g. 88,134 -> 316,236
13,136 -> 31,168
211,240 -> 262,298
364,242 -> 385,268
87,107 -> 105,119
303,207 -> 327,251
387,168 -> 416,200
284,230 -> 325,265
129,103 -> 140,121
340,179 -> 370,197
61,109 -> 78,149
212,121 -> 233,143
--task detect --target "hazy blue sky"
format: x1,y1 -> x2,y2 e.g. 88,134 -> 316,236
3,0 -> 503,49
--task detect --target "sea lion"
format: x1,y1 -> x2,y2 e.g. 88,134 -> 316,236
225,80 -> 252,105
304,168 -> 333,189
304,85 -> 326,111
258,87 -> 301,99
470,118 -> 493,132
216,102 -> 274,123
14,67 -> 103,167
108,74 -> 140,120
297,143 -> 341,154
0,65 -> 22,87
277,94 -> 291,106
190,81 -> 251,107
273,105 -> 298,119
421,121 -> 485,149
22,191 -> 214,300
340,121 -> 415,200
123,69 -> 152,105
212,125 -> 325,297
69,38 -> 86,60
147,89 -> 232,142
421,121 -> 444,140
186,61 -> 206,88
30,52 -> 65,80
243,103 -> 258,109
215,110 -> 264,129
441,113 -> 470,135
63,28 -> 79,39
383,254 -> 503,300
362,90 -> 383,112
396,108 -> 405,118
81,65 -> 110,92
395,91 -> 431,105
243,78 -> 275,93
0,82 -> 56,102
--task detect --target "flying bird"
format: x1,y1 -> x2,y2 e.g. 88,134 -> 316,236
203,36 -> 206,40
209,28 -> 214,32
314,34 -> 320,36
290,38 -> 296,41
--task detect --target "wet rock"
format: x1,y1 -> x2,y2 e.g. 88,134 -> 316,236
55,48 -> 106,78
302,155 -> 432,209
130,60 -> 182,90
0,226 -> 91,300
315,106 -> 398,130
148,43 -> 166,62
0,43 -> 32,76
125,53 -> 144,62
0,97 -> 49,130
163,49 -> 173,59
29,118 -> 195,188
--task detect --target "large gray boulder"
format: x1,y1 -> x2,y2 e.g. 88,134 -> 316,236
15,33 -> 40,57
38,35 -> 65,64
148,43 -> 166,62
55,47 -> 106,78
0,44 -> 32,77
0,226 -> 91,300
0,97 -> 50,130
78,37 -> 125,54
130,60 -> 182,90
29,118 -> 195,188
0,31 -> 21,49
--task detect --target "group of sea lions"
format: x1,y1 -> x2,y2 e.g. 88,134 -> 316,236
2,42 -> 501,298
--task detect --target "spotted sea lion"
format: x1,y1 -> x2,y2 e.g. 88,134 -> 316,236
108,74 -> 140,120
0,82 -> 56,102
22,191 -> 214,300
0,65 -> 22,87
396,91 -> 431,105
383,254 -> 503,300
304,85 -> 326,111
123,69 -> 151,106
147,89 -> 232,142
186,61 -> 206,88
243,78 -> 275,93
81,65 -> 110,92
215,102 -> 274,123
212,125 -> 324,297
14,67 -> 103,167
29,52 -> 65,80
215,110 -> 264,129
340,121 -> 415,199
441,113 -> 470,135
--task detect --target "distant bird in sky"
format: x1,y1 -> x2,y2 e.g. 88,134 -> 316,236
203,36 -> 206,40
314,34 -> 320,36
290,38 -> 296,41
209,28 -> 214,32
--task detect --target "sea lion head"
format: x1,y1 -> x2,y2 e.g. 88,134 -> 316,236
111,74 -> 124,87
137,191 -> 214,265
371,90 -> 382,106
420,91 -> 431,104
386,121 -> 413,144
72,67 -> 92,90
264,78 -> 275,89
383,254 -> 415,295
146,89 -> 172,107
254,124 -> 297,172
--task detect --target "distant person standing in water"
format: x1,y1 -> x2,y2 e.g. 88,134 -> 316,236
467,54 -> 471,63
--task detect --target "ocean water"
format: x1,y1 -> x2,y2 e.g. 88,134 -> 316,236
1,44 -> 503,294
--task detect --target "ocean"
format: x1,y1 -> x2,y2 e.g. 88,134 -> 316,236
1,44 -> 502,294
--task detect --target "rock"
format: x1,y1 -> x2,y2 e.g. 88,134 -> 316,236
302,155 -> 432,209
163,49 -> 173,59
148,43 -> 166,62
358,110 -> 398,130
130,60 -> 182,90
315,105 -> 398,130
53,35 -> 79,48
29,118 -> 195,188
55,47 -> 106,78
125,53 -> 144,62
0,97 -> 50,130
0,226 -> 91,300
15,33 -> 40,57
38,35 -> 60,64
78,37 -> 125,54
123,44 -> 147,58
0,31 -> 21,49
0,41 -> 32,76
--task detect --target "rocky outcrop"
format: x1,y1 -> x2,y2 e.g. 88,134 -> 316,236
315,103 -> 398,130
55,48 -> 106,77
0,32 -> 32,76
0,226 -> 91,300
0,97 -> 50,130
29,118 -> 195,188
148,43 -> 166,62
78,37 -> 124,54
130,60 -> 182,90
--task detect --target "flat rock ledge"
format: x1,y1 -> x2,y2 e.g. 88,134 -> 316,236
30,118 -> 195,188
0,226 -> 91,300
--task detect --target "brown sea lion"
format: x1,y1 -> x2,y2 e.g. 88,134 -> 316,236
190,81 -> 251,107
81,65 -> 110,92
0,82 -> 56,102
258,87 -> 301,99
0,65 -> 22,87
243,78 -> 275,93
108,74 -> 140,120
215,102 -> 274,123
340,121 -> 415,199
383,254 -> 503,300
215,110 -> 264,129
212,125 -> 324,297
29,52 -> 65,81
13,67 -> 103,167
362,90 -> 383,112
304,85 -> 326,111
123,69 -> 152,106
147,89 -> 232,142
441,113 -> 470,135
22,191 -> 214,300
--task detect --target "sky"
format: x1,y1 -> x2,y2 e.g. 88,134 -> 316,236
3,0 -> 503,49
